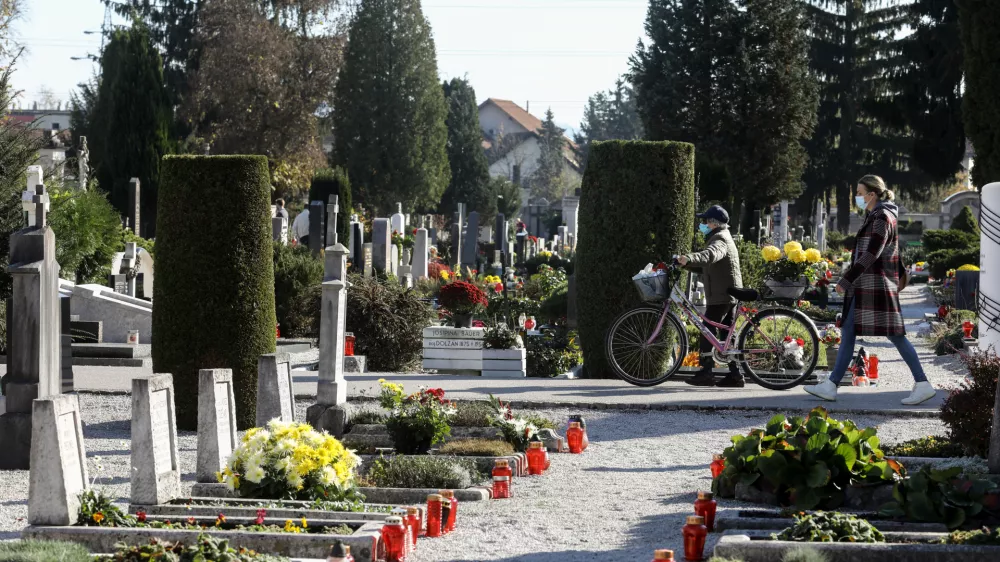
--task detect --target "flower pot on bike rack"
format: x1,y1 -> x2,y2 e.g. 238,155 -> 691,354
764,279 -> 807,300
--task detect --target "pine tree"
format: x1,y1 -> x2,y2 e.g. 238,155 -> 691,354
575,77 -> 643,169
958,0 -> 1000,187
950,205 -> 980,236
533,108 -> 567,200
333,0 -> 450,214
91,20 -> 172,237
440,78 -> 491,216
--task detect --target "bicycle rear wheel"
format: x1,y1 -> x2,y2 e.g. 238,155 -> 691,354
737,308 -> 820,390
605,306 -> 687,386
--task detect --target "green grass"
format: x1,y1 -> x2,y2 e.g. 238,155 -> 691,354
0,540 -> 93,562
437,439 -> 515,457
882,436 -> 967,458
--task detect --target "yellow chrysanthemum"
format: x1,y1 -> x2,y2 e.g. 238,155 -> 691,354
804,248 -> 822,264
784,241 -> 803,255
761,245 -> 782,262
440,270 -> 450,280
788,249 -> 807,264
957,264 -> 980,271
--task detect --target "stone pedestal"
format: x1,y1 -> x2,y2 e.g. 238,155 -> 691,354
306,278 -> 349,437
131,374 -> 181,505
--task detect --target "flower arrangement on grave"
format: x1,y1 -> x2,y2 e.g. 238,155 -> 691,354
438,280 -> 488,327
379,380 -> 457,454
95,534 -> 296,561
483,323 -> 523,350
761,242 -> 822,284
391,230 -> 415,250
488,394 -> 540,452
821,325 -> 841,348
219,419 -> 362,502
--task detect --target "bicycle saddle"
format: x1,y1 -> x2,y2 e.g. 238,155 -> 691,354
727,287 -> 759,302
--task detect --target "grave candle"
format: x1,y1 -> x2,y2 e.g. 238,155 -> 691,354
440,489 -> 458,532
693,491 -> 717,532
381,516 -> 408,562
440,494 -> 452,535
327,540 -> 348,562
710,454 -> 725,479
345,333 -> 355,356
568,415 -> 589,450
344,545 -> 354,562
682,515 -> 708,561
406,506 -> 421,546
391,507 -> 411,554
963,321 -> 974,339
567,422 -> 584,454
493,475 -> 510,499
492,459 -> 513,479
527,441 -> 547,475
652,549 -> 675,561
425,494 -> 443,537
525,316 -> 536,330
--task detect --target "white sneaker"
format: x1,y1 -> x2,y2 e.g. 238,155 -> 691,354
902,381 -> 936,405
805,379 -> 838,401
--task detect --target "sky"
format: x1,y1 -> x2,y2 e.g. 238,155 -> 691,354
11,0 -> 650,136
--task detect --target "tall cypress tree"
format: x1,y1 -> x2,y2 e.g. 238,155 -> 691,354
440,78 -> 491,216
533,108 -> 567,200
575,77 -> 643,169
91,20 -> 172,237
958,0 -> 1000,186
333,0 -> 450,214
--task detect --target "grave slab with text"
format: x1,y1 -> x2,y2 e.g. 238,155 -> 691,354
131,373 -> 181,505
422,326 -> 485,374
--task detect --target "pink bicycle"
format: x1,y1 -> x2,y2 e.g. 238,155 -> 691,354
605,262 -> 820,389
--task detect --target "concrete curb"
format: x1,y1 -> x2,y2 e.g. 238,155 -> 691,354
713,530 -> 1000,562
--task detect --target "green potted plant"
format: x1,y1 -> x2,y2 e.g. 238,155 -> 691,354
438,281 -> 488,328
761,242 -> 821,299
482,323 -> 526,378
378,380 -> 456,454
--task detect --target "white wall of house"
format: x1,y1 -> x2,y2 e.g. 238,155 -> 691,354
487,135 -> 581,188
479,104 -> 530,138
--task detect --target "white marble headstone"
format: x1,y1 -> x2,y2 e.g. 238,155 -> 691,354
197,369 -> 237,483
28,394 -> 89,525
131,373 -> 181,505
256,353 -> 294,426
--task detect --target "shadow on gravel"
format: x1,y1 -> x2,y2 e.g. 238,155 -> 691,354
587,410 -> 763,443
82,420 -> 130,436
583,464 -> 704,473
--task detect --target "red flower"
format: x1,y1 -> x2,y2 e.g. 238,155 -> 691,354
412,228 -> 417,235
136,510 -> 147,523
783,336 -> 793,343
796,338 -> 805,347
494,283 -> 504,293
255,509 -> 267,525
438,281 -> 489,312
187,517 -> 196,525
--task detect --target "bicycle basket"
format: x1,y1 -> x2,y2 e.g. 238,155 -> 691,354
633,273 -> 669,302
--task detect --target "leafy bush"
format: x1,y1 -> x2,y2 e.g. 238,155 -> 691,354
308,167 -> 352,245
154,155 -> 276,430
950,206 -> 980,235
539,282 -> 569,323
900,244 -> 926,266
437,438 -> 515,457
485,295 -> 540,326
523,251 -> 574,275
824,231 -> 847,251
898,219 -> 924,236
526,328 -> 582,377
379,381 -> 455,454
932,325 -> 968,355
736,238 -> 766,292
577,140 -> 695,377
927,246 -> 980,279
49,185 -> 126,284
945,526 -> 1000,545
940,348 -> 1000,457
946,309 -> 978,330
524,413 -> 558,431
273,242 -> 323,337
345,273 -> 433,371
923,229 -> 979,254
349,407 -> 387,426
364,455 -> 482,489
879,465 -> 1000,529
222,420 -> 361,502
96,535 -> 290,562
483,323 -> 521,350
772,511 -> 884,543
450,401 -> 497,428
0,540 -> 93,562
714,407 -> 900,509
882,436 -> 966,458
522,264 -> 567,301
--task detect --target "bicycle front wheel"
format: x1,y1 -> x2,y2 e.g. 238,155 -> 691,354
605,306 -> 688,386
737,308 -> 820,390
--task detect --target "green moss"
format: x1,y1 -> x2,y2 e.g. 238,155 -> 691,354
0,540 -> 92,562
153,155 -> 276,430
576,140 -> 695,377
882,436 -> 966,459
437,438 -> 515,457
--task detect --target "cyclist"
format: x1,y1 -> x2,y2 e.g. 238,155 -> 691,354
676,205 -> 745,388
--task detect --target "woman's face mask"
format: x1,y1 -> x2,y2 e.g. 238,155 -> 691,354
855,194 -> 868,209
699,223 -> 712,235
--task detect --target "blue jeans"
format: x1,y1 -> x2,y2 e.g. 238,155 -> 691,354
828,298 -> 927,384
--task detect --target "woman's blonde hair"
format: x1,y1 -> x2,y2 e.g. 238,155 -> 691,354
858,175 -> 895,202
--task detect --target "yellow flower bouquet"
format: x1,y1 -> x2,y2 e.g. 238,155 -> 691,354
760,243 -> 821,284
220,419 -> 362,502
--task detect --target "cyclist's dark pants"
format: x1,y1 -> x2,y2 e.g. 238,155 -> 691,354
700,303 -> 738,372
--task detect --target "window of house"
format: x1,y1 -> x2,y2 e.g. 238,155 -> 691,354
52,123 -> 60,130
513,165 -> 521,185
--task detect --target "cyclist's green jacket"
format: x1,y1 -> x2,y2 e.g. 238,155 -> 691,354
684,225 -> 743,305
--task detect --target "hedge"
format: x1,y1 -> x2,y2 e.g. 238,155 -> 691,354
927,246 -> 980,279
922,229 -> 978,254
575,140 -> 695,378
308,167 -> 352,246
153,155 -> 276,430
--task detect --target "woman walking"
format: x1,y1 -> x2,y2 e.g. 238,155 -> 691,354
805,175 -> 936,405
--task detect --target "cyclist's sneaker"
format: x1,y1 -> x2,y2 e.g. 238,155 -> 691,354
685,370 -> 716,386
716,375 -> 744,388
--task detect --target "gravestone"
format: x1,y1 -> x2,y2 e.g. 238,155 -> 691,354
390,203 -> 405,236
955,270 -> 980,311
982,183 -> 1000,474
128,178 -> 141,236
390,244 -> 399,277
363,243 -> 373,278
306,278 -> 349,437
557,226 -> 569,252
412,228 -> 429,280
308,200 -> 325,257
349,219 -> 364,270
372,218 -> 391,273
495,213 -> 507,256
28,394 -> 88,525
461,211 -> 480,268
272,216 -> 288,244
60,295 -> 73,393
516,232 -> 527,263
479,225 -> 493,244
326,195 -> 339,246
24,166 -> 43,227
451,203 -> 465,268
131,373 -> 181,505
0,182 -> 62,470
256,353 -> 294,425
197,369 -> 237,483
109,274 -> 128,295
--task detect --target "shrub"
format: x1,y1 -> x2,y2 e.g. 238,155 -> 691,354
308,167 -> 352,245
946,309 -> 978,330
524,413 -> 558,431
900,244 -> 926,266
879,465 -> 1000,529
48,184 -> 125,284
438,281 -> 488,315
273,242 -> 323,337
485,295 -> 540,326
927,246 -> 980,279
576,140 -> 695,377
222,420 -> 361,502
945,527 -> 1000,545
950,205 -> 980,235
824,230 -> 847,250
483,323 -> 521,350
538,282 -> 568,323
882,436 -> 967,458
97,535 -> 290,562
345,273 -> 433,371
772,512 -> 884,543
523,264 -> 567,301
736,238 -> 766,292
523,252 -> 574,275
379,381 -> 455,454
922,229 -> 978,254
451,401 -> 497,427
526,328 -> 582,377
364,455 -> 482,489
437,439 -> 515,457
715,407 -> 899,509
940,348 -> 1000,457
0,540 -> 92,562
154,155 -> 276,429
349,407 -> 387,426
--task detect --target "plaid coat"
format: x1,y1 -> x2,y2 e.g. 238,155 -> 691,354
836,202 -> 905,336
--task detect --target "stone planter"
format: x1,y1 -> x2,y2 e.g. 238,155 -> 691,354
189,482 -> 491,503
482,348 -> 526,378
714,530 -> 1000,562
764,279 -> 807,300
714,508 -> 947,533
422,326 -> 484,374
130,497 -> 416,522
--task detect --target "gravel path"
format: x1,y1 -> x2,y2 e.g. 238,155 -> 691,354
0,395 -> 946,562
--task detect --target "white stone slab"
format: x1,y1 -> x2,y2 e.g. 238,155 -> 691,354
257,353 -> 294,426
422,358 -> 483,371
482,349 -> 526,360
422,327 -> 485,339
131,373 -> 180,505
481,369 -> 527,379
422,348 -> 483,360
28,394 -> 88,525
483,359 -> 527,371
423,338 -> 484,349
197,369 -> 237,483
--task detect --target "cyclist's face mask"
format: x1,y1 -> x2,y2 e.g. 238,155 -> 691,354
699,223 -> 712,235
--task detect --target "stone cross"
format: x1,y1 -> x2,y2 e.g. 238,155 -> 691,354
28,394 -> 88,525
131,374 -> 181,505
256,353 -> 294,426
78,137 -> 89,189
24,167 -> 43,227
452,203 -> 465,268
32,184 -> 50,228
326,195 -> 339,246
197,369 -> 237,483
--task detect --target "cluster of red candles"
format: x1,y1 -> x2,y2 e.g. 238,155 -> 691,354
652,492 -> 717,561
377,491 -> 457,562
